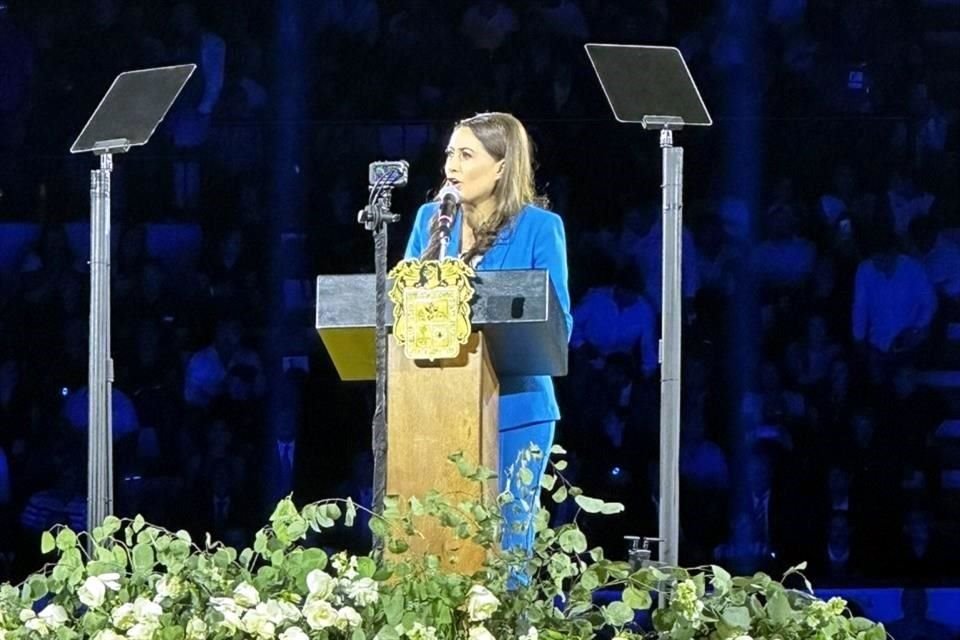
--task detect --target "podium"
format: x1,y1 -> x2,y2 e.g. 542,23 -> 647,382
315,269 -> 568,570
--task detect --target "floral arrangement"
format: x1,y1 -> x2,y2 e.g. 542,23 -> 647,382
0,446 -> 887,639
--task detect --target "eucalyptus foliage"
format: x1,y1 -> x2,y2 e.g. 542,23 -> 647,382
0,445 -> 886,640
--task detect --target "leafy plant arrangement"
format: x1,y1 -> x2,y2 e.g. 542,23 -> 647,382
0,445 -> 887,639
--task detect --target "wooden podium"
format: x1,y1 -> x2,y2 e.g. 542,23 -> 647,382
315,270 -> 567,571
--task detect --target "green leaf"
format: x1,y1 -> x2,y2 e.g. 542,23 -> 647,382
351,630 -> 365,640
132,514 -> 145,533
559,529 -> 588,554
599,501 -> 625,515
356,557 -> 376,578
711,565 -> 732,594
579,569 -> 600,591
589,547 -> 604,562
112,546 -> 128,569
550,444 -> 567,455
384,592 -> 404,626
55,528 -> 78,551
623,586 -> 652,610
551,486 -> 568,503
602,601 -> 635,626
41,531 -> 56,554
766,590 -> 794,626
369,518 -> 388,538
540,473 -> 557,491
132,543 -> 155,572
721,606 -> 751,630
554,460 -> 568,471
574,495 -> 606,513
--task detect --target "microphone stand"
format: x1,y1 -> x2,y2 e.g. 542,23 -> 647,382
357,185 -> 399,553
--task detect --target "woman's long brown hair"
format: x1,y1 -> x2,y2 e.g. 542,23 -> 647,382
422,112 -> 547,262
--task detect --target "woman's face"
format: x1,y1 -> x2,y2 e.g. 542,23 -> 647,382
444,126 -> 503,206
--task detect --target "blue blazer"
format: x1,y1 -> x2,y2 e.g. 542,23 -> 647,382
404,202 -> 573,431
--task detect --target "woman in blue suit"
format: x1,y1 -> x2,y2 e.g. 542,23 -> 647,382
404,112 -> 573,554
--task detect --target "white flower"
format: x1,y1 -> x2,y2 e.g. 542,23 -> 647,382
210,597 -> 245,632
344,577 -> 379,607
233,582 -> 261,608
185,617 -> 208,640
335,606 -> 362,630
241,608 -> 276,639
127,620 -> 160,640
111,603 -> 137,630
332,553 -> 359,579
279,627 -> 309,640
407,622 -> 438,640
306,570 -> 335,601
255,600 -> 292,626
302,599 -> 338,630
465,585 -> 500,622
92,630 -> 125,640
519,626 -> 539,640
39,604 -> 69,628
733,636 -> 753,640
79,576 -> 107,609
468,625 -> 496,640
276,600 -> 302,623
132,597 -> 162,623
24,618 -> 48,636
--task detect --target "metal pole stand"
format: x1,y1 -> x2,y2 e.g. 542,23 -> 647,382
648,119 -> 684,569
88,148 -> 118,530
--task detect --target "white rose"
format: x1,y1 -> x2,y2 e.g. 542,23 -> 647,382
38,604 -> 69,628
79,576 -> 107,609
132,597 -> 162,622
335,606 -> 362,630
185,617 -> 208,640
98,573 -> 122,591
279,627 -> 309,640
345,577 -> 379,607
111,603 -> 137,630
302,599 -> 338,630
465,585 -> 500,622
468,625 -> 496,640
256,600 -> 289,626
241,608 -> 276,640
519,626 -> 539,640
24,618 -> 48,636
233,582 -> 261,608
733,636 -> 753,640
210,597 -> 245,632
127,621 -> 159,640
276,600 -> 301,623
93,630 -> 125,640
306,570 -> 335,601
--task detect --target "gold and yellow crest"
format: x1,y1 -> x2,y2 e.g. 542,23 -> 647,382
388,258 -> 476,360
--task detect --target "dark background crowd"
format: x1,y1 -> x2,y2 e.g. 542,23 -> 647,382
1,0 -> 960,630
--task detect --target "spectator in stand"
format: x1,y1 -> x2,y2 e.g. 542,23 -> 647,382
183,318 -> 264,409
910,215 -> 960,312
750,203 -> 817,289
852,223 -> 937,378
166,2 -> 226,212
570,261 -> 658,379
460,0 -> 518,53
618,205 -> 700,313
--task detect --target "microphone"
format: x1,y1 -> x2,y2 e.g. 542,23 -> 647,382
436,185 -> 461,257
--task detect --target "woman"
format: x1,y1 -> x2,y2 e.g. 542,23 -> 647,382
404,112 -> 573,553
